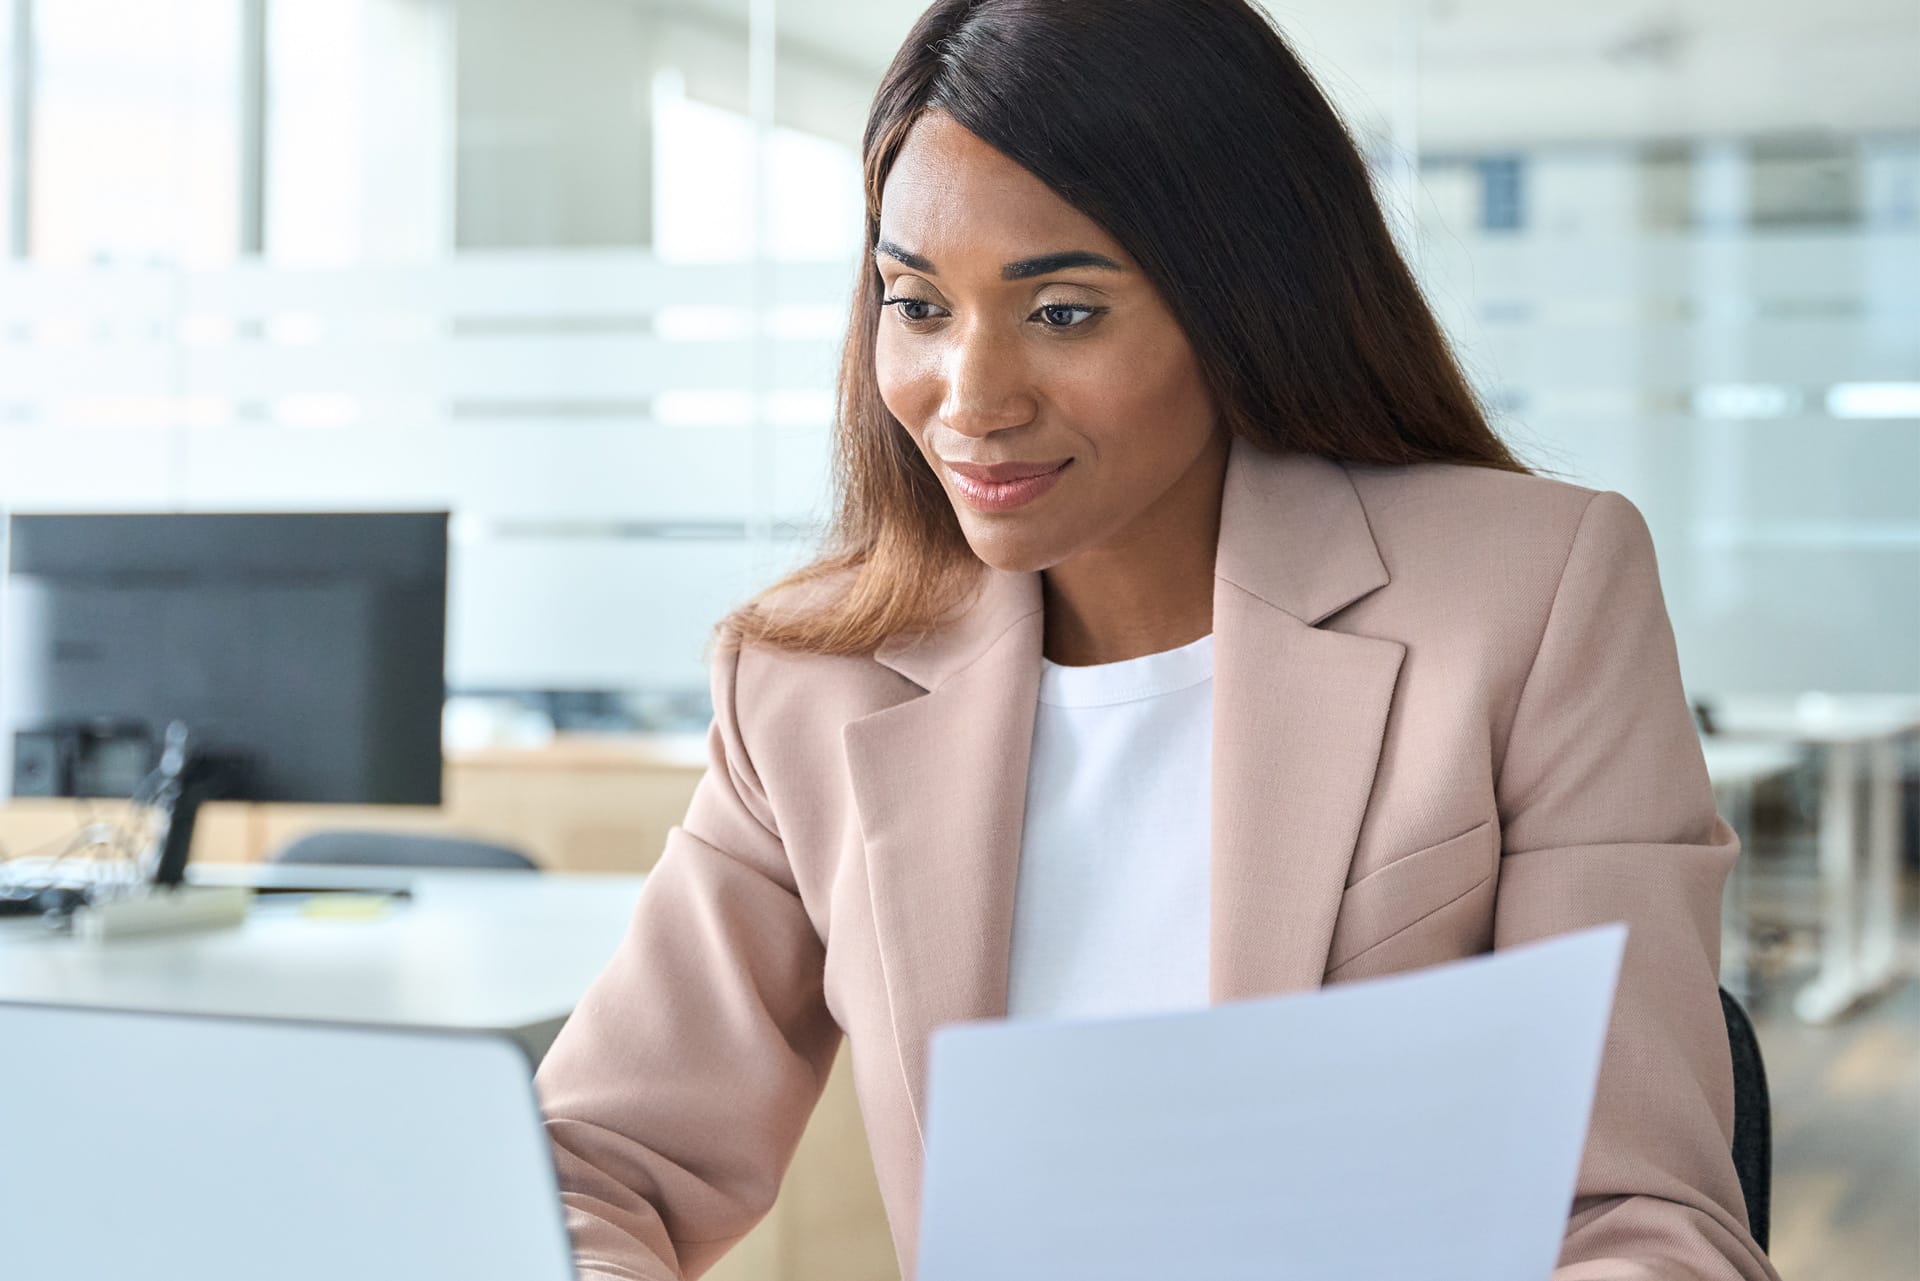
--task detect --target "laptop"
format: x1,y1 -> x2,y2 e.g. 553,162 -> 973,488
0,1002 -> 575,1281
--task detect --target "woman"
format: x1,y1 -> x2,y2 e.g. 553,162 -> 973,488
536,2 -> 1777,1279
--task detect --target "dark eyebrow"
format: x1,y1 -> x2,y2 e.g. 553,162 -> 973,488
875,239 -> 1126,281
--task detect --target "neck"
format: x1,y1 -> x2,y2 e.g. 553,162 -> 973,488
1040,431 -> 1229,667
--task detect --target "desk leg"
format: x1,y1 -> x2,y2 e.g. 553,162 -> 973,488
1796,741 -> 1862,1024
1858,736 -> 1904,995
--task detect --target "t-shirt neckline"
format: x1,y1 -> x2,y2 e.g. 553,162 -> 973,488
1037,631 -> 1214,708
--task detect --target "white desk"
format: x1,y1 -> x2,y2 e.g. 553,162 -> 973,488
1701,693 -> 1920,1023
0,863 -> 646,1061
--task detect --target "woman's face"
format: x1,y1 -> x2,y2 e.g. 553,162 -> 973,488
874,111 -> 1223,575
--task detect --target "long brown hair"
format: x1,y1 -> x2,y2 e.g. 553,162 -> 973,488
715,0 -> 1531,661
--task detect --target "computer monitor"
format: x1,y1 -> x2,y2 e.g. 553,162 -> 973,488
0,512 -> 448,874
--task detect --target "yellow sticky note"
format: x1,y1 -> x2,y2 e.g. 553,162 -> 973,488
299,893 -> 395,921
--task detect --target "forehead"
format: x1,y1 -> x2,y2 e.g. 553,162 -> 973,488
877,112 -> 1128,267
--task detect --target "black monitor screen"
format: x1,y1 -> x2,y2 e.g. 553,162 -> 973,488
2,512 -> 447,806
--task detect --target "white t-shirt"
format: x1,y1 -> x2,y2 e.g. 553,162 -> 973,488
1004,631 -> 1213,1021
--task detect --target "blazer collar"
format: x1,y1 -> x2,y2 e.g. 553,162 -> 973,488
870,434 -> 1390,690
844,434 -> 1406,1163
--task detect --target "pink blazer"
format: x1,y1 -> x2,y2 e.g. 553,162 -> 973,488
534,434 -> 1779,1281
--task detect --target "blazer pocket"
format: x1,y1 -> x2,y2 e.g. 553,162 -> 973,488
1326,819 -> 1497,973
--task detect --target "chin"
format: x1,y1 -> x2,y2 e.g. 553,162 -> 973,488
957,526 -> 1070,576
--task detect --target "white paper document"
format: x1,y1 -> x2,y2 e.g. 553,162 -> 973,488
916,923 -> 1628,1281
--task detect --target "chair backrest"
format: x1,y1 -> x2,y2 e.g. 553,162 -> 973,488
1719,986 -> 1772,1252
273,829 -> 540,872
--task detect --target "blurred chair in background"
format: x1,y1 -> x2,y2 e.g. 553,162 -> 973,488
1722,986 -> 1773,1253
274,830 -> 539,872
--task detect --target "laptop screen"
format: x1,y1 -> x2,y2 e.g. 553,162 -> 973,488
0,1002 -> 575,1281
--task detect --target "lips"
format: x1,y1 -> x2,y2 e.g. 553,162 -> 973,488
942,458 -> 1072,484
944,457 -> 1072,514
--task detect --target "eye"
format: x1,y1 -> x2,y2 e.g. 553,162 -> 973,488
880,295 -> 947,325
1034,303 -> 1102,329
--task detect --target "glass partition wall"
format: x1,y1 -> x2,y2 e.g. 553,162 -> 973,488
2,0 -> 1912,725
1,0 -> 849,735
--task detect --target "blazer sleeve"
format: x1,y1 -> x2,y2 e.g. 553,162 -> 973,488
1491,490 -> 1779,1281
533,630 -> 841,1281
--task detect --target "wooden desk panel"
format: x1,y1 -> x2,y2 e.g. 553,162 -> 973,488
1,737 -> 708,873
0,797 -> 254,865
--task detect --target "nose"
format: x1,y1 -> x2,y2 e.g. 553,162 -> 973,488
936,321 -> 1038,441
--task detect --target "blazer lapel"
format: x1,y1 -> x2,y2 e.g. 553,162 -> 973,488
1208,439 -> 1406,1001
844,563 -> 1044,1144
845,435 -> 1405,1146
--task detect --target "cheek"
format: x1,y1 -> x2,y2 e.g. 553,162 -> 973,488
874,328 -> 932,425
1047,328 -> 1210,452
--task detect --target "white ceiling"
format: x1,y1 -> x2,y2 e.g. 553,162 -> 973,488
691,0 -> 1920,148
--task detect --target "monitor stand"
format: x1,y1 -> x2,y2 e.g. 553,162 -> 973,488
152,751 -> 225,889
68,724 -> 256,942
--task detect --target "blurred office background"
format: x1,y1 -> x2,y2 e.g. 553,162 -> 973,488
0,1 -> 1914,1277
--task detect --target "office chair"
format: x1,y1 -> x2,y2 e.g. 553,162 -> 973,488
273,829 -> 540,872
1719,986 -> 1771,1252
